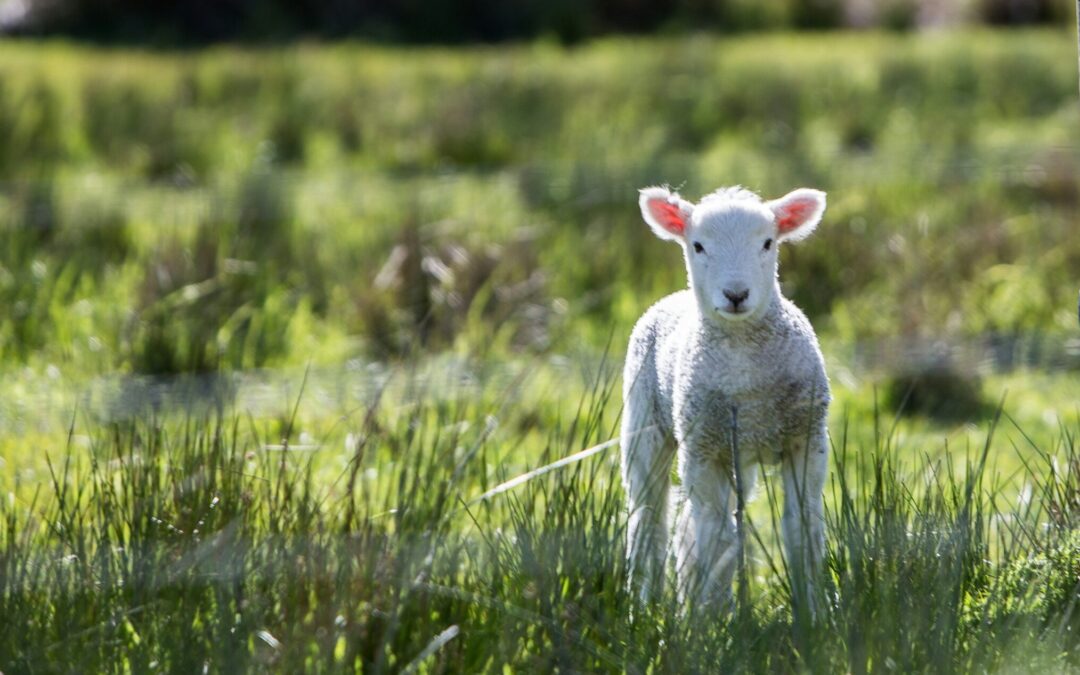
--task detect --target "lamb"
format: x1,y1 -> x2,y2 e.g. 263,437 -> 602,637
621,184 -> 831,613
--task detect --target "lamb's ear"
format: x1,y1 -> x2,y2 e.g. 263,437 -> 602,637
639,187 -> 693,242
768,188 -> 826,242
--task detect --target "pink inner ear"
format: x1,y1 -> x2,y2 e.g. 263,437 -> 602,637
775,198 -> 816,234
648,200 -> 686,235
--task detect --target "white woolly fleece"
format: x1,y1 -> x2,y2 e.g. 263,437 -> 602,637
621,184 -> 831,611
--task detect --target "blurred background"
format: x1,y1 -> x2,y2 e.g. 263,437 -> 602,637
0,0 -> 1076,423
3,5 -> 1080,671
1,0 -> 1076,41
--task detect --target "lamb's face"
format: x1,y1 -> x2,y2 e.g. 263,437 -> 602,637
685,200 -> 777,321
639,185 -> 826,324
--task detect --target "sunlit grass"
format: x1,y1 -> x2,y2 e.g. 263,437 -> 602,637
0,28 -> 1078,671
0,29 -> 1078,374
0,361 -> 1075,672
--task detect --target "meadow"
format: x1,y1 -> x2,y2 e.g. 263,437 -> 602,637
0,28 -> 1078,672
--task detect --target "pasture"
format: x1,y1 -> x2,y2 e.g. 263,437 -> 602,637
0,28 -> 1078,672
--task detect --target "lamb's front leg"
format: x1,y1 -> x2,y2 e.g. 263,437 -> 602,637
621,398 -> 675,603
781,416 -> 829,618
674,454 -> 738,610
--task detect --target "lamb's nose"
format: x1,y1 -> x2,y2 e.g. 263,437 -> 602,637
723,288 -> 750,308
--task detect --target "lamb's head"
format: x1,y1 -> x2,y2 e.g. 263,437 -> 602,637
639,185 -> 826,323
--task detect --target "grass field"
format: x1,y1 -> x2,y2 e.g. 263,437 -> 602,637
0,28 -> 1078,672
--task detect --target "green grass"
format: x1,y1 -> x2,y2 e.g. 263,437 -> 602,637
0,363 -> 1076,672
0,27 -> 1079,672
0,29 -> 1078,374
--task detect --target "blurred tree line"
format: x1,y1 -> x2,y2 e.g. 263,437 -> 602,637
3,0 -> 1074,44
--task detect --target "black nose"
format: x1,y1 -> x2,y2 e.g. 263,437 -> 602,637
724,288 -> 749,308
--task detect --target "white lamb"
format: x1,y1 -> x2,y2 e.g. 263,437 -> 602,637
621,184 -> 831,613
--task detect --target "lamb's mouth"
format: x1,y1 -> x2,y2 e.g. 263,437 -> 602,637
715,305 -> 753,320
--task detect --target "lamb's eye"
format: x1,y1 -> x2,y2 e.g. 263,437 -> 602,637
763,238 -> 773,251
693,242 -> 705,254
